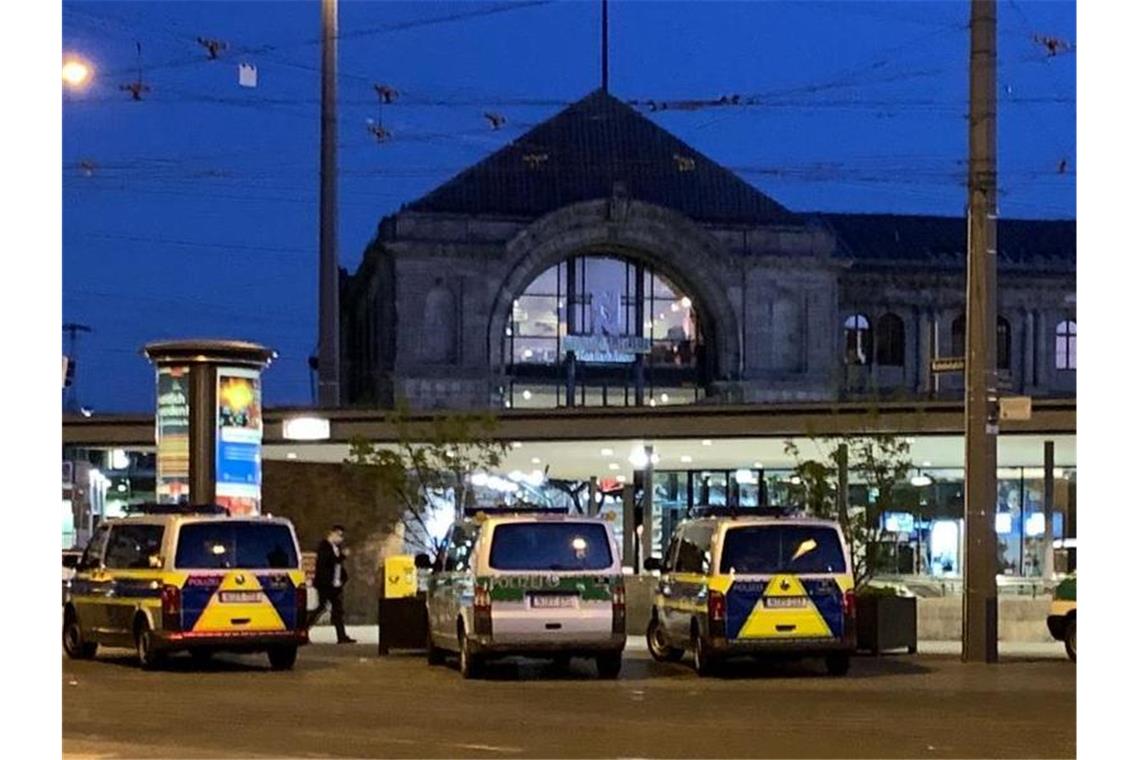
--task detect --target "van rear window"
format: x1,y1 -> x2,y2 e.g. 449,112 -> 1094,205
719,525 -> 846,575
175,522 -> 298,570
489,522 -> 613,571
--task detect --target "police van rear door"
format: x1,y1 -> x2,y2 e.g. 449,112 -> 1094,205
174,520 -> 305,634
719,523 -> 850,641
484,520 -> 620,639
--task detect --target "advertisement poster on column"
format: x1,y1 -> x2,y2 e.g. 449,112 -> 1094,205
215,367 -> 262,516
155,366 -> 190,503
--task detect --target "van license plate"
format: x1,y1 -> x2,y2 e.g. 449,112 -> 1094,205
531,594 -> 576,609
764,597 -> 807,608
219,591 -> 263,603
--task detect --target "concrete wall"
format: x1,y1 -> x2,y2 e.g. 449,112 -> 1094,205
263,460 -> 402,624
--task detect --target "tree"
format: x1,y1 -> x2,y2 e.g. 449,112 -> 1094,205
344,403 -> 510,557
784,434 -> 913,588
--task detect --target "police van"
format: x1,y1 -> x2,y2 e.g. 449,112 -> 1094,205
62,504 -> 308,670
421,508 -> 626,679
644,509 -> 856,676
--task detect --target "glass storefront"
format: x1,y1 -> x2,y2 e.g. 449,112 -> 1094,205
638,465 -> 1077,580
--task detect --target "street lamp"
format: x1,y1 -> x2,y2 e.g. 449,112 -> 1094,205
62,57 -> 92,89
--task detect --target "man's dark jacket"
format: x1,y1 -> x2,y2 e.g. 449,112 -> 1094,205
314,539 -> 348,592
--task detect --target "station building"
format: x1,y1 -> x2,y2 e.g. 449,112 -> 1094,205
64,89 -> 1076,607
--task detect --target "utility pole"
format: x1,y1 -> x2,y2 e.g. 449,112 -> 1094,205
962,0 -> 999,664
62,322 -> 92,413
601,0 -> 609,93
317,0 -> 341,407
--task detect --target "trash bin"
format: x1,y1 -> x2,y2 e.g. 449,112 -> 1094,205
376,554 -> 428,656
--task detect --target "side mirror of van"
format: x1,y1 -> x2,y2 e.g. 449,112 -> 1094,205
413,553 -> 433,570
643,556 -> 663,572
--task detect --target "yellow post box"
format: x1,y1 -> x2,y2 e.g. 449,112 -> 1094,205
382,554 -> 417,600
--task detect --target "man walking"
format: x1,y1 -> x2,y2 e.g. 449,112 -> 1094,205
308,524 -> 356,644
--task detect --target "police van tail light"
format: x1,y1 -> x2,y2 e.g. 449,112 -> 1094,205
473,584 -> 493,636
612,583 -> 626,634
708,589 -> 726,622
161,584 -> 182,632
474,585 -> 491,610
842,589 -> 856,619
295,584 -> 308,629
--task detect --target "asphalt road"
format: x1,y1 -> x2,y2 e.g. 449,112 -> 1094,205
63,645 -> 1074,759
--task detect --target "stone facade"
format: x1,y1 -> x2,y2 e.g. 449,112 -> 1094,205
339,91 -> 1075,410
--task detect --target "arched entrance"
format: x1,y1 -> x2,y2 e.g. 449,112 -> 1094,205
502,252 -> 710,408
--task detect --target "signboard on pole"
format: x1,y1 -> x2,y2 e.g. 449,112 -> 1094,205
999,396 -> 1032,422
931,357 -> 966,373
155,366 -> 190,503
215,366 -> 263,516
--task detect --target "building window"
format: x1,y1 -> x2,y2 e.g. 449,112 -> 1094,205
1055,319 -> 1076,370
997,317 -> 1011,370
875,313 -> 905,367
950,315 -> 966,357
844,314 -> 872,365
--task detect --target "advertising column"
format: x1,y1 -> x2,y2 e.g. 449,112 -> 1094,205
155,366 -> 191,503
145,340 -> 275,513
215,367 -> 264,516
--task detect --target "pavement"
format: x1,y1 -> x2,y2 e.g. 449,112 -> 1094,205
63,634 -> 1074,759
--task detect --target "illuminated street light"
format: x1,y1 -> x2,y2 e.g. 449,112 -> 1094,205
62,57 -> 92,89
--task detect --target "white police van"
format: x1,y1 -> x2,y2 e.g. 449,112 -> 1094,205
421,508 -> 626,679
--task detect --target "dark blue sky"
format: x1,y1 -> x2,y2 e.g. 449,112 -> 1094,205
62,0 -> 1075,413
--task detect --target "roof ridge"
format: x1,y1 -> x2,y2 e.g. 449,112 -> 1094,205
403,89 -> 800,226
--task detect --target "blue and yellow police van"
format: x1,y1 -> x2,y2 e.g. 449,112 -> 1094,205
63,504 -> 308,670
645,508 -> 856,676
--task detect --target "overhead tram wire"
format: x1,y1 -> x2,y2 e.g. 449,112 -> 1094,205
76,1 -> 554,82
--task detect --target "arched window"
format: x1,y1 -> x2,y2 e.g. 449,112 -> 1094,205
950,315 -> 966,357
844,314 -> 872,365
875,313 -> 905,367
1055,319 -> 1076,370
996,316 -> 1011,370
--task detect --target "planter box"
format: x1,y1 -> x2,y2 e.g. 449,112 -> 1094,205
856,594 -> 918,654
376,593 -> 428,655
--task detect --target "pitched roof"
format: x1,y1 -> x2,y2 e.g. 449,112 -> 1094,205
405,89 -> 800,226
817,213 -> 1075,272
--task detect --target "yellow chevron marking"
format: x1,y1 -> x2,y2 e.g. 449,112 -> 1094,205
737,574 -> 832,639
191,572 -> 286,633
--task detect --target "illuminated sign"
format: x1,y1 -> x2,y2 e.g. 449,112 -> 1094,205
215,367 -> 263,516
155,366 -> 190,503
283,416 -> 330,441
564,334 -> 651,364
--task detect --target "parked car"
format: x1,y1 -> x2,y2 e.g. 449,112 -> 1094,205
62,549 -> 83,605
62,503 -> 308,670
1046,573 -> 1076,662
645,509 -> 856,676
422,508 -> 626,679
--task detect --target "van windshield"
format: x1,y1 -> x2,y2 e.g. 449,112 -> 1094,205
719,525 -> 846,575
175,521 -> 298,570
489,522 -> 613,571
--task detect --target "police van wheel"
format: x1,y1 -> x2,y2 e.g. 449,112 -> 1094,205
267,645 -> 298,671
458,624 -> 483,679
693,631 -> 718,677
647,616 -> 683,663
596,653 -> 622,679
63,612 -> 96,660
825,653 -> 851,677
1064,618 -> 1076,663
134,621 -> 165,670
